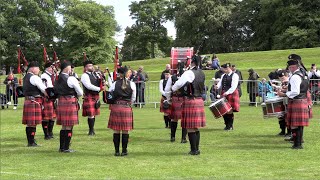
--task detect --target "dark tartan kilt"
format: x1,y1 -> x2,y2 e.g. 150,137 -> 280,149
108,101 -> 133,131
42,98 -> 56,120
160,96 -> 171,114
82,94 -> 100,117
22,97 -> 43,126
181,98 -> 206,129
307,91 -> 313,119
56,96 -> 79,126
222,89 -> 240,112
170,96 -> 183,120
286,99 -> 309,127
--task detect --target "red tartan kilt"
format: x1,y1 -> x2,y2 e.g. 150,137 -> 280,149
56,97 -> 79,126
82,94 -> 100,117
160,97 -> 171,114
222,89 -> 240,112
170,96 -> 183,120
42,98 -> 56,120
22,98 -> 43,126
286,99 -> 309,127
181,98 -> 206,129
307,91 -> 313,118
108,101 -> 133,131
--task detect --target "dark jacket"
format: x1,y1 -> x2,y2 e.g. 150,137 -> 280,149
247,70 -> 259,93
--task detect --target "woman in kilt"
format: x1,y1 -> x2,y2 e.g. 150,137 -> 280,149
216,63 -> 240,130
22,62 -> 48,147
277,59 -> 310,149
41,62 -> 56,140
159,70 -> 171,128
171,57 -> 206,155
108,67 -> 136,156
54,61 -> 83,153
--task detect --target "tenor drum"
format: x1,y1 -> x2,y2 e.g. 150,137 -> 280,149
261,103 -> 271,119
264,97 -> 286,117
208,97 -> 232,119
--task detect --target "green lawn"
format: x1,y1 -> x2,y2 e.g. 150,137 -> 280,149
1,104 -> 320,179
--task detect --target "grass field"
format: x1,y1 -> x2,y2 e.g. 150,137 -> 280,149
1,104 -> 320,179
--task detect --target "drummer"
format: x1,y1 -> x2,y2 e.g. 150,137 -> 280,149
216,63 -> 240,130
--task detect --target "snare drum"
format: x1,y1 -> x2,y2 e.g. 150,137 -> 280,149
261,103 -> 271,119
264,97 -> 286,117
209,97 -> 232,119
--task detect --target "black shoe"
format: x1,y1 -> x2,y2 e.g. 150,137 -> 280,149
27,142 -> 39,147
121,152 -> 128,156
114,152 -> 120,156
284,136 -> 293,141
223,127 -> 228,130
278,132 -> 285,136
88,131 -> 95,136
170,137 -> 175,142
63,149 -> 76,153
292,145 -> 303,149
44,136 -> 51,140
188,150 -> 200,155
181,139 -> 187,143
225,127 -> 233,131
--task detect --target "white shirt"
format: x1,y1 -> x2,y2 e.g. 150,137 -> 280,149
286,69 -> 302,99
307,70 -> 320,78
216,71 -> 239,95
172,68 -> 195,92
81,72 -> 100,92
109,79 -> 136,103
61,73 -> 83,97
29,72 -> 47,94
159,78 -> 171,97
40,71 -> 53,88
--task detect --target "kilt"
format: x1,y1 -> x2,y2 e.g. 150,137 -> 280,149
286,98 -> 309,127
56,96 -> 79,126
82,94 -> 100,117
170,96 -> 183,120
222,89 -> 240,112
181,98 -> 206,129
307,91 -> 313,119
160,96 -> 171,115
108,100 -> 133,131
42,98 -> 56,120
22,97 -> 43,126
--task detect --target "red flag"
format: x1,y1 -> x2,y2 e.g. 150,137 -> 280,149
43,46 -> 48,63
113,46 -> 119,81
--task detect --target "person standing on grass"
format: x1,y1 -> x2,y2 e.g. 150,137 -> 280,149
216,63 -> 240,131
108,67 -> 136,156
172,56 -> 206,155
22,61 -> 48,147
159,70 -> 171,128
277,59 -> 309,149
54,61 -> 83,153
40,62 -> 56,140
81,60 -> 103,136
3,72 -> 18,109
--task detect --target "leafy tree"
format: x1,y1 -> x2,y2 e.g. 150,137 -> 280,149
60,0 -> 117,65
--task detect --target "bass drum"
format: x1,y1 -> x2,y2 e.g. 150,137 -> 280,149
170,47 -> 193,75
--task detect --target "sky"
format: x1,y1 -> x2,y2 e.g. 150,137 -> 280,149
92,0 -> 176,45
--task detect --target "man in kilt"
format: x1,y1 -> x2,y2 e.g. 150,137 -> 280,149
216,63 -> 240,130
54,61 -> 83,153
159,70 -> 171,128
81,60 -> 102,136
22,62 -> 48,147
277,59 -> 309,149
165,73 -> 188,143
277,70 -> 291,137
108,67 -> 136,156
171,57 -> 206,155
41,62 -> 56,140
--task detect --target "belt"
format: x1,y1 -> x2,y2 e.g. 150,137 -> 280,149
184,96 -> 202,100
116,101 -> 131,106
25,96 -> 42,100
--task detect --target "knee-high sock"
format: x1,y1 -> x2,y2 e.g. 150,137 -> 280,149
291,128 -> 297,145
297,126 -> 303,147
88,118 -> 95,132
279,118 -> 286,133
195,131 -> 200,151
30,127 -> 36,144
113,133 -> 120,153
122,134 -> 129,153
223,115 -> 227,127
42,121 -> 49,138
164,116 -> 169,127
188,132 -> 197,152
229,114 -> 234,128
48,120 -> 55,137
59,130 -> 66,151
26,127 -> 32,144
170,121 -> 177,138
182,128 -> 187,140
64,130 -> 73,150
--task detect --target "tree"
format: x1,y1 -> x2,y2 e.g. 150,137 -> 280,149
60,0 -> 117,65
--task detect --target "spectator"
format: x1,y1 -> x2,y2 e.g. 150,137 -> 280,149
307,64 -> 320,102
137,66 -> 148,105
247,68 -> 260,106
160,64 -> 171,80
209,78 -> 220,102
132,69 -> 145,107
231,64 -> 243,97
3,72 -> 18,109
211,54 -> 220,70
258,78 -> 273,102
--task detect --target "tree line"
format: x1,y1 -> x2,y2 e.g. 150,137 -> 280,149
1,0 -> 319,71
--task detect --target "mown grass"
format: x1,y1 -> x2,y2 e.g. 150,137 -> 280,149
1,104 -> 320,179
